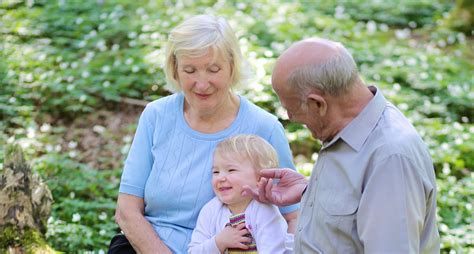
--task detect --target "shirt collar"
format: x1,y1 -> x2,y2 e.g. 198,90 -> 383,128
322,86 -> 386,151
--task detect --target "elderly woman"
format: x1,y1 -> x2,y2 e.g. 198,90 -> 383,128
113,15 -> 298,253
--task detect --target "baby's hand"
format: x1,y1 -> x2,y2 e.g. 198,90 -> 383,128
215,223 -> 251,253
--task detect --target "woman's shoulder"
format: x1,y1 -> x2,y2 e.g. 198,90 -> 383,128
146,93 -> 180,110
141,93 -> 181,117
240,96 -> 279,124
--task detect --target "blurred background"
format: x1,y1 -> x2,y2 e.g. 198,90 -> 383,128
0,0 -> 472,252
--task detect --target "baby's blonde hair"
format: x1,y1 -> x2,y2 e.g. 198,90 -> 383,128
214,134 -> 279,173
164,15 -> 247,92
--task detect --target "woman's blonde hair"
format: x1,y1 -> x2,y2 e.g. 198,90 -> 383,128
214,134 -> 279,172
164,15 -> 246,92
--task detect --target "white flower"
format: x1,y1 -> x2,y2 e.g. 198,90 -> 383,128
72,213 -> 81,222
98,23 -> 107,31
379,23 -> 389,32
99,212 -> 107,220
128,31 -> 137,39
75,17 -> 84,25
40,123 -> 51,132
366,20 -> 377,34
93,125 -> 106,134
69,151 -> 77,158
101,65 -> 111,73
395,29 -> 410,40
27,127 -> 36,139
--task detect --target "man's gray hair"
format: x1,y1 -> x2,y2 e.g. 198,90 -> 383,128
288,43 -> 358,96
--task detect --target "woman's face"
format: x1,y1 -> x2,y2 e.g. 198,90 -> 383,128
176,51 -> 233,114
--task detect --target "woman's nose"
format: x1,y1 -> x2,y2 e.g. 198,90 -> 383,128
194,74 -> 210,90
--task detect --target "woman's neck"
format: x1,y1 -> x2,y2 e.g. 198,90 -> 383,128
184,92 -> 240,133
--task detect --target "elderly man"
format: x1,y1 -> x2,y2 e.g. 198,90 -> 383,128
244,38 -> 440,253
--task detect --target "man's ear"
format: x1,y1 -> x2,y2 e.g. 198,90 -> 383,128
307,93 -> 327,116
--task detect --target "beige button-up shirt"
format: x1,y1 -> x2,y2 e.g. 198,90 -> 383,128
295,86 -> 440,253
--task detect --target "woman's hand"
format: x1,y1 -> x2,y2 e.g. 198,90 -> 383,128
215,223 -> 251,253
115,194 -> 172,254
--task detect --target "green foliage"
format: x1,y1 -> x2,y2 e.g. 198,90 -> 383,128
1,0 -> 472,252
437,173 -> 474,251
34,154 -> 120,251
0,226 -> 55,253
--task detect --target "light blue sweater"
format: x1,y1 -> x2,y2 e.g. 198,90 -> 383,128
119,93 -> 298,253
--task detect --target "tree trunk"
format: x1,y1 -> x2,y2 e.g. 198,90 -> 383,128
0,144 -> 55,253
446,0 -> 474,34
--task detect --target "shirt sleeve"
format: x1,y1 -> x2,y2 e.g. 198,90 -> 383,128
357,153 -> 430,253
188,201 -> 221,254
269,121 -> 300,214
118,105 -> 155,197
253,203 -> 290,254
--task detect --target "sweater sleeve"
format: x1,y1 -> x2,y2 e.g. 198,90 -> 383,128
119,105 -> 155,197
188,200 -> 221,254
253,202 -> 289,254
269,121 -> 300,214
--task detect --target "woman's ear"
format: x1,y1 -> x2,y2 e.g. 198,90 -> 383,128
307,93 -> 327,116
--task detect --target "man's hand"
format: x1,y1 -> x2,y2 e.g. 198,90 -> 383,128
242,168 -> 307,206
215,223 -> 251,253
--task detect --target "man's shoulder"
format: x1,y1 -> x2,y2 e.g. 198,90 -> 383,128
374,105 -> 425,151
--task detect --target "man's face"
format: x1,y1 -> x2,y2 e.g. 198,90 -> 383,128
272,79 -> 324,140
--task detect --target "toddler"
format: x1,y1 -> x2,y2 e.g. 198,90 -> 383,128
188,134 -> 293,253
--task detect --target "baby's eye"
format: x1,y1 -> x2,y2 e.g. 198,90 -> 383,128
228,169 -> 237,172
212,170 -> 219,175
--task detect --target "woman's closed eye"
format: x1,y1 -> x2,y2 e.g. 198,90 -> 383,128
183,67 -> 195,74
208,66 -> 220,73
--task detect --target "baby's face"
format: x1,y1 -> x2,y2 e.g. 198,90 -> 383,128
212,153 -> 259,212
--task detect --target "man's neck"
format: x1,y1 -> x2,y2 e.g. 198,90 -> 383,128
322,82 -> 374,142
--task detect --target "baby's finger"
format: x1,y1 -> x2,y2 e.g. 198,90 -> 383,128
237,243 -> 249,249
240,236 -> 252,244
234,223 -> 247,230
